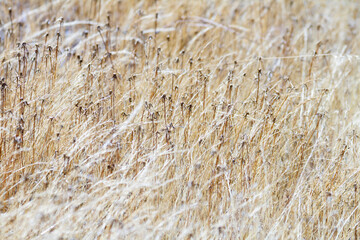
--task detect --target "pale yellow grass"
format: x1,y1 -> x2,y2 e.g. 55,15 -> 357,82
0,0 -> 360,239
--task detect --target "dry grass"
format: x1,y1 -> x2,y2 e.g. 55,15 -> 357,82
0,0 -> 360,239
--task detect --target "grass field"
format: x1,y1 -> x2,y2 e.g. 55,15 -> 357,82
0,0 -> 360,239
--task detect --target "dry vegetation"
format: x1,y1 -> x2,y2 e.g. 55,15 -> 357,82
0,0 -> 360,239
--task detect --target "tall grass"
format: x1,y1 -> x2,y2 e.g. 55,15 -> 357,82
0,0 -> 360,239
